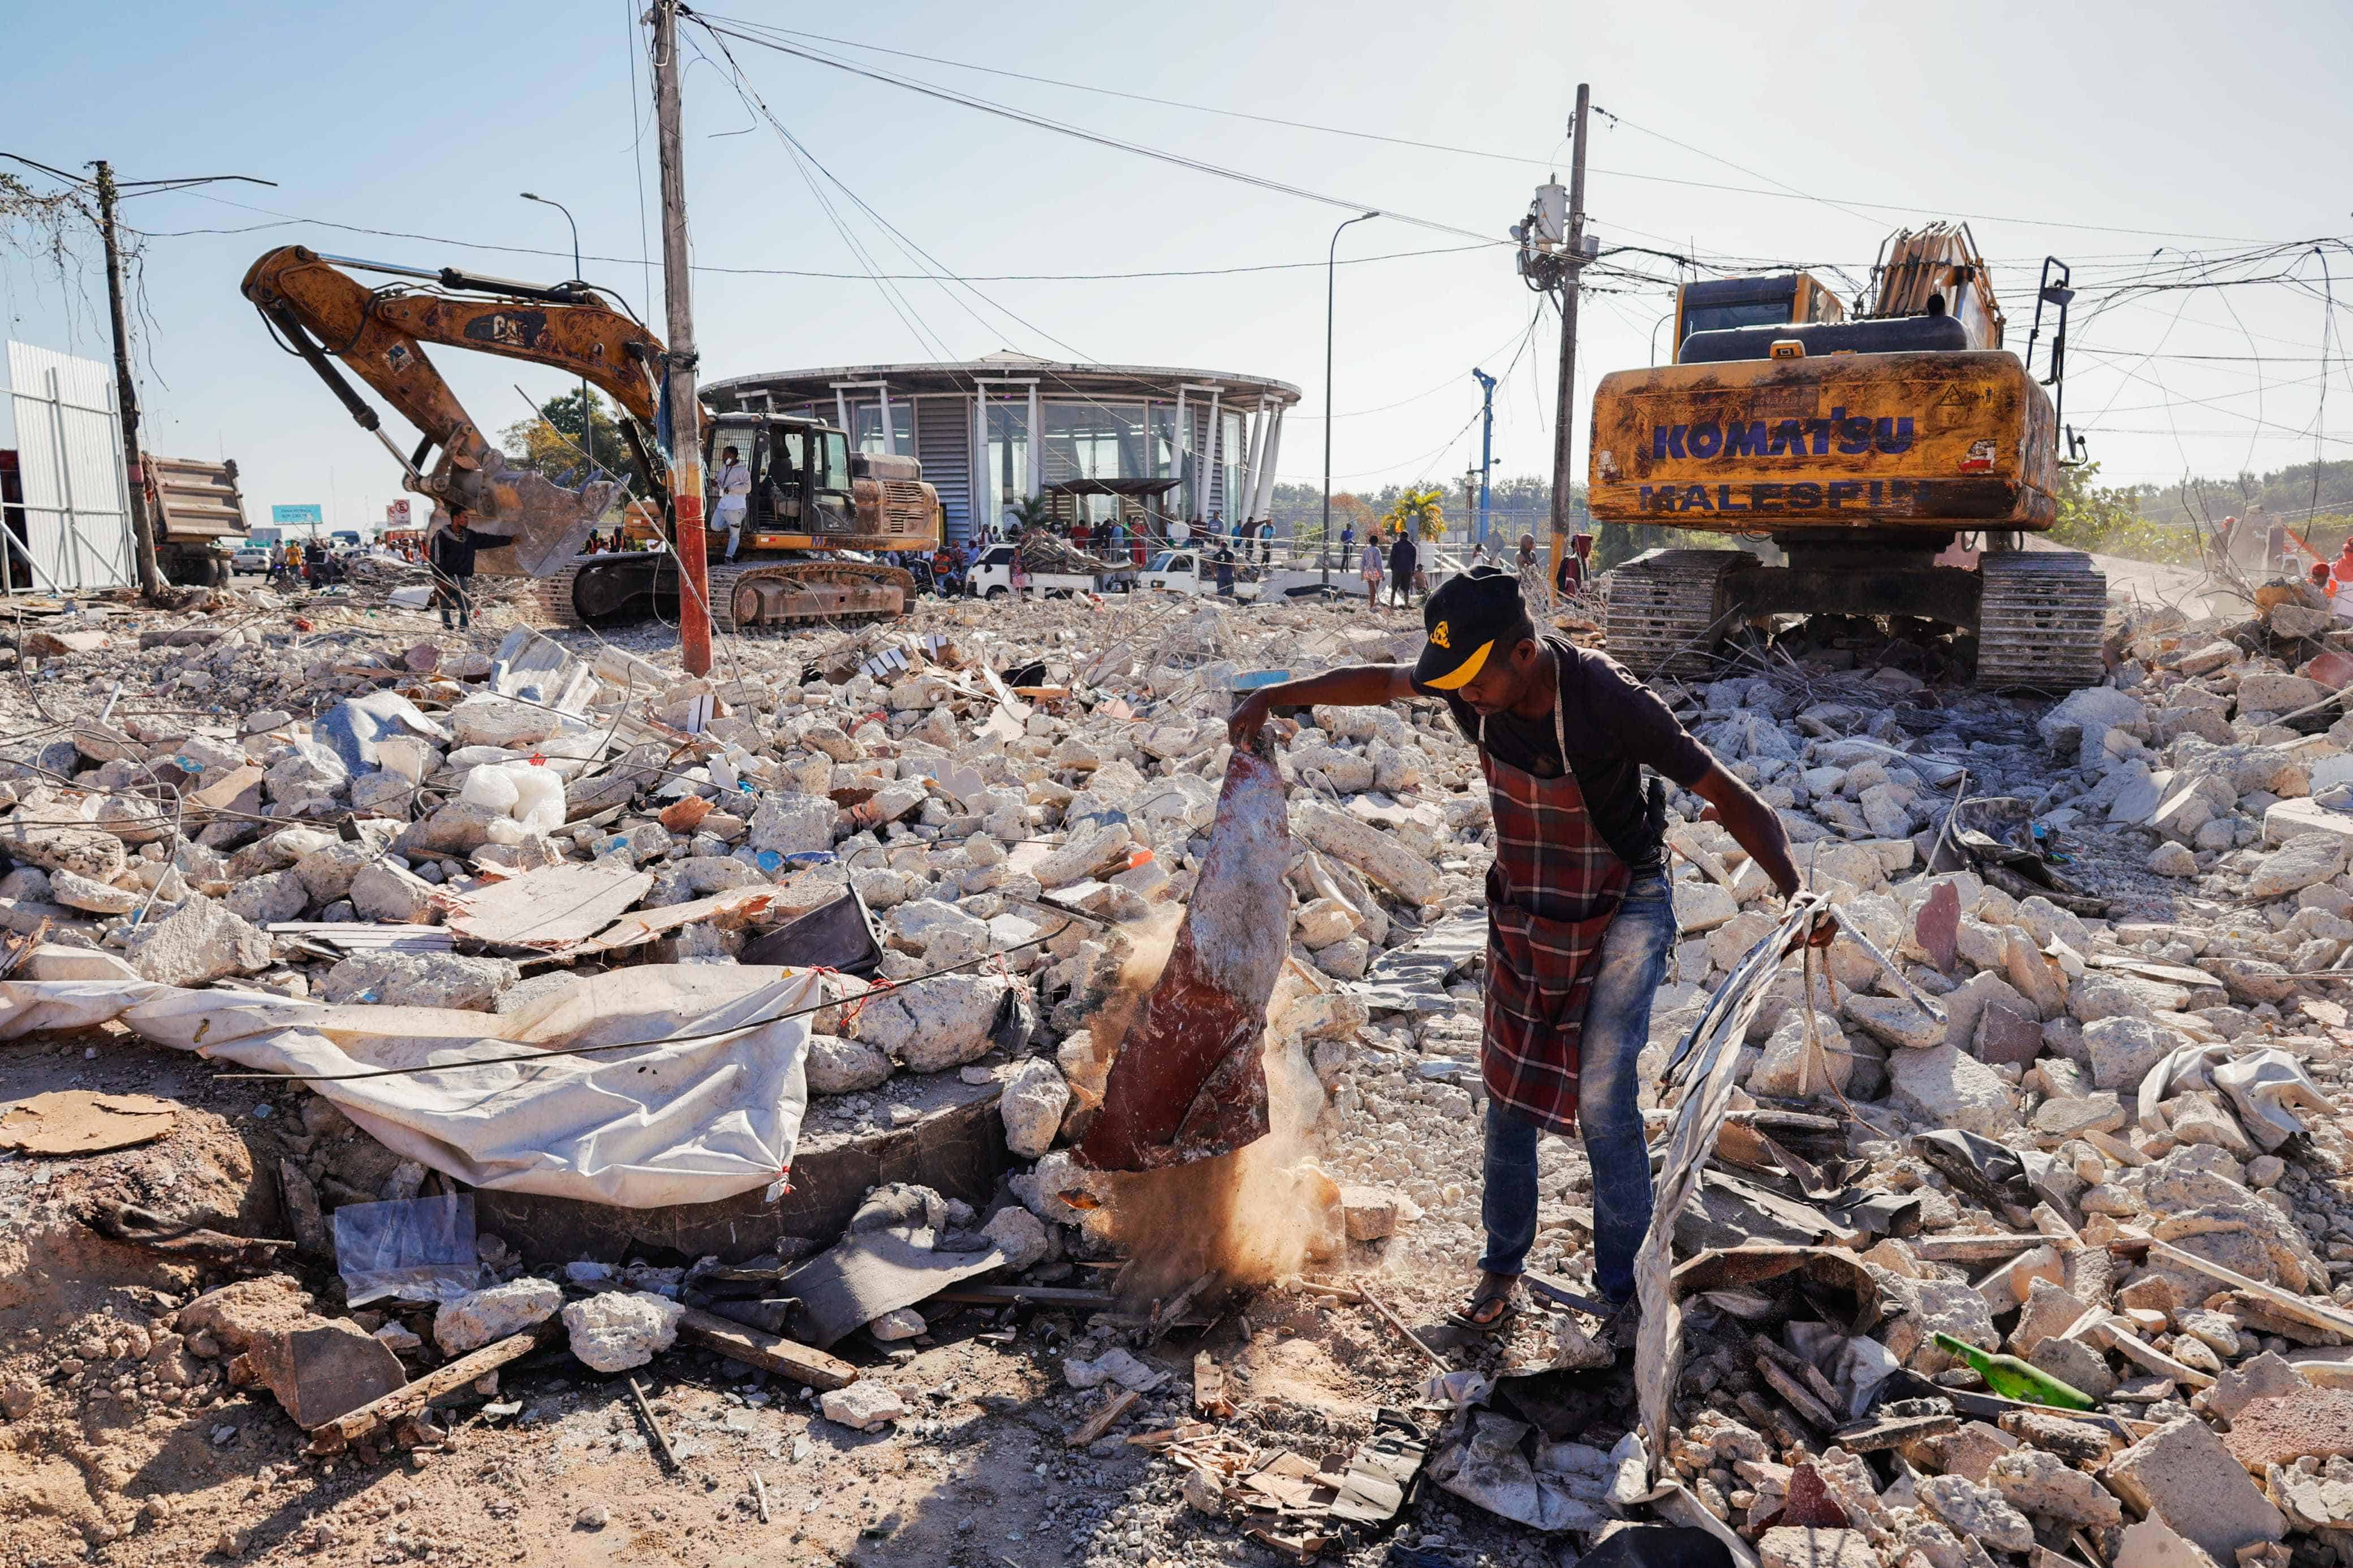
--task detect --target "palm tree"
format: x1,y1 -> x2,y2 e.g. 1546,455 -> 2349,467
1009,493 -> 1052,536
1382,486 -> 1446,542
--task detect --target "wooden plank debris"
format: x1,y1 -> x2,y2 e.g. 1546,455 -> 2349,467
1065,1386 -> 1140,1446
440,861 -> 655,949
309,1323 -> 553,1453
1194,1352 -> 1235,1419
930,1284 -> 1116,1310
1129,1422 -> 1217,1449
576,884 -> 777,956
2139,1236 -> 2353,1340
1911,1233 -> 2050,1263
676,1307 -> 858,1391
264,922 -> 453,955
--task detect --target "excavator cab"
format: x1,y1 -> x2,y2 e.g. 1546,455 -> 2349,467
704,414 -> 863,550
1671,273 -> 1846,361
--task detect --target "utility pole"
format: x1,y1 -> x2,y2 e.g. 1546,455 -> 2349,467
1469,368 -> 1497,547
92,162 -> 165,601
1545,84 -> 1592,590
651,0 -> 710,676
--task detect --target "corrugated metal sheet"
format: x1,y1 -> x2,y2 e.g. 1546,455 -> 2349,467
4,341 -> 134,593
916,393 -> 973,545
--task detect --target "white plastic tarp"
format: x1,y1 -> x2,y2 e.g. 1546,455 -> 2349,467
0,964 -> 813,1208
2138,1041 -> 2333,1154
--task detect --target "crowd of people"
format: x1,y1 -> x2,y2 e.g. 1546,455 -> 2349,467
264,538 -> 347,589
2302,535 -> 2353,622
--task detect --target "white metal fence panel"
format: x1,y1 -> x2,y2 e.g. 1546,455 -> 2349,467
5,340 -> 135,594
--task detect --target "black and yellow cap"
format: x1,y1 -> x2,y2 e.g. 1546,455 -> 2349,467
1413,565 -> 1524,691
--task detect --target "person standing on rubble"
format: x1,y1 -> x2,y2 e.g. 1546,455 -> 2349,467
1556,532 -> 1594,598
426,508 -> 514,631
1227,565 -> 1815,1345
1359,535 -> 1385,606
1388,528 -> 1419,610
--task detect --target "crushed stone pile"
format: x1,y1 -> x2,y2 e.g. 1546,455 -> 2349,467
10,566 -> 2353,1566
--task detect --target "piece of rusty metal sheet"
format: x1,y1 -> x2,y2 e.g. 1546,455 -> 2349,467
1075,732 -> 1291,1173
1669,1245 -> 1892,1336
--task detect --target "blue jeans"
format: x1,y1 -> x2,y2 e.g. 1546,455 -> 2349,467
1479,871 -> 1677,1304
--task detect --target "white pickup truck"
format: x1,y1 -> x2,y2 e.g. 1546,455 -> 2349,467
1139,549 -> 1356,602
967,542 -> 1143,599
967,543 -> 1098,599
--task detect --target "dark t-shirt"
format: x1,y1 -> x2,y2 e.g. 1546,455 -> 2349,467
1417,638 -> 1712,874
1390,536 -> 1417,577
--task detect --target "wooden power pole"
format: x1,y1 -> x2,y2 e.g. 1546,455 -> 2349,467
651,0 -> 710,676
91,161 -> 165,601
1545,84 -> 1591,589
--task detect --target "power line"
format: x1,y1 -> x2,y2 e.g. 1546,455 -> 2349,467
686,18 -> 1508,247
129,192 -> 1494,282
700,19 -> 2271,246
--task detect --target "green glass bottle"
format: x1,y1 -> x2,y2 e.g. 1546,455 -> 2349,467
1932,1332 -> 2096,1410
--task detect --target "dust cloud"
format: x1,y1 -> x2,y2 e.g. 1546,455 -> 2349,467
1082,917 -> 1338,1304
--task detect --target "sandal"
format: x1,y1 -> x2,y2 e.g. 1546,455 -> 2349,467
1446,1284 -> 1519,1334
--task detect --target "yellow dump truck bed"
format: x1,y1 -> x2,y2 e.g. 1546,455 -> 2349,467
1588,349 -> 2057,532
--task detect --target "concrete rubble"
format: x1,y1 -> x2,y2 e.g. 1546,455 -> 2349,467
14,576 -> 2353,1564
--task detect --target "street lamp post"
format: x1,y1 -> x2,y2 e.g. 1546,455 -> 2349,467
1322,210 -> 1379,589
520,192 -> 594,472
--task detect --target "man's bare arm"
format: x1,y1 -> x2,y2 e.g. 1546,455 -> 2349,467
1689,761 -> 1804,900
1227,664 -> 1418,747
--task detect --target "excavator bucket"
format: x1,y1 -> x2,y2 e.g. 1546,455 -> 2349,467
466,466 -> 624,577
1074,731 -> 1293,1173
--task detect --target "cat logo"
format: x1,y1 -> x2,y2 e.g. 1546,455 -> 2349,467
463,310 -> 545,350
1430,621 -> 1452,649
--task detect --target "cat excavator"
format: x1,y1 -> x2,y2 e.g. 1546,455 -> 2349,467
240,245 -> 938,629
1587,223 -> 2104,687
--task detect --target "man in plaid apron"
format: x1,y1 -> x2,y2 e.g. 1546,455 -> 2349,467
1231,567 -> 1809,1340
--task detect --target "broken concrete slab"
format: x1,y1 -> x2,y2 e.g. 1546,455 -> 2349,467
2218,1385 -> 2353,1468
2106,1416 -> 2286,1562
433,1280 -> 562,1357
124,894 -> 273,986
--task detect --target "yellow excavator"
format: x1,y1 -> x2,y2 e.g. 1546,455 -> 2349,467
240,245 -> 939,630
1588,223 -> 2104,686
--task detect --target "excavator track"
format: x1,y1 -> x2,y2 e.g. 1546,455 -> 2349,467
510,555 -> 915,634
1603,549 -> 1753,677
1975,549 -> 2108,690
706,559 -> 914,634
521,560 -> 592,629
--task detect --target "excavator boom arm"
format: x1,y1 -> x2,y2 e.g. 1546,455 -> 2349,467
240,245 -> 666,574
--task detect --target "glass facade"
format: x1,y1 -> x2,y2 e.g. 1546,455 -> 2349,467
709,373 -> 1289,546
983,396 -> 1031,533
846,400 -> 915,457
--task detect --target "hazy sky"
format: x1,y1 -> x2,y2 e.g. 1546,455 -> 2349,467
5,0 -> 2350,534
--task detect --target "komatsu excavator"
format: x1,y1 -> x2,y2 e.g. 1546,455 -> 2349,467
241,245 -> 939,630
1587,223 -> 2104,687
